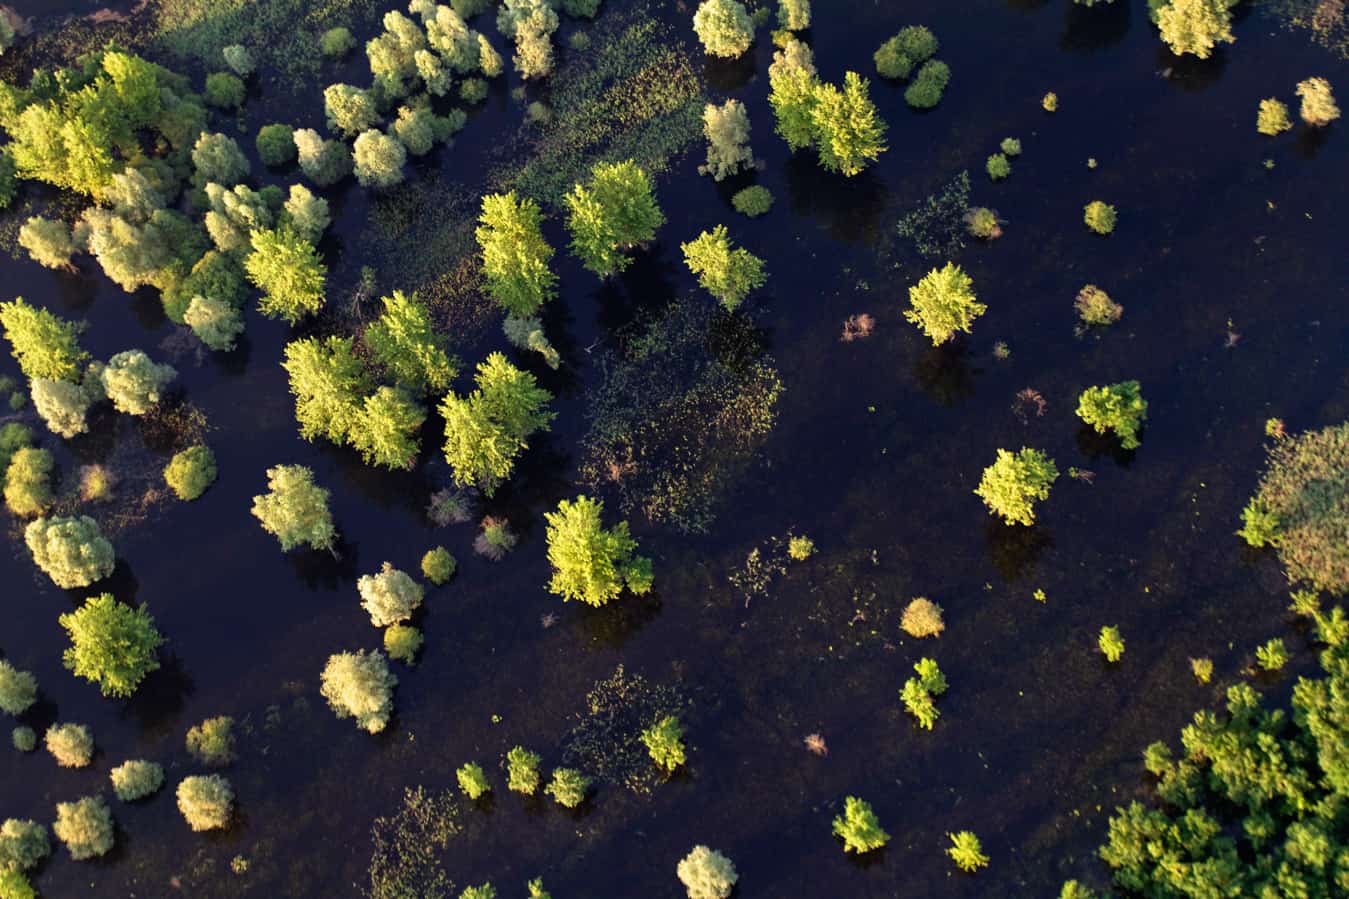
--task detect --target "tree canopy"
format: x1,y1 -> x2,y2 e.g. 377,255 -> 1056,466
24,515 -> 115,588
680,225 -> 767,311
439,353 -> 555,495
974,448 -> 1059,526
250,465 -> 336,552
544,495 -> 654,606
246,227 -> 327,325
59,594 -> 164,698
476,191 -> 557,317
903,262 -> 984,345
0,298 -> 88,382
564,160 -> 665,277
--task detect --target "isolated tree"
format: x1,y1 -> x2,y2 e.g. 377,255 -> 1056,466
0,818 -> 49,873
0,660 -> 38,716
351,386 -> 427,470
544,768 -> 591,808
0,298 -> 88,382
250,465 -> 336,552
18,217 -> 78,272
246,226 -> 327,324
294,128 -> 353,186
1084,200 -> 1117,235
320,650 -> 397,733
1257,98 -> 1293,136
677,846 -> 738,899
110,760 -> 164,801
45,723 -> 94,767
1156,0 -> 1234,59
324,84 -> 381,137
440,353 -> 555,495
1296,77 -> 1340,126
59,594 -> 164,698
681,225 -> 767,311
476,191 -> 558,317
545,495 -> 654,606
1077,381 -> 1148,449
186,716 -> 236,766
24,515 -> 115,588
364,291 -> 456,392
283,336 -> 372,446
975,448 -> 1059,526
163,445 -> 217,500
184,295 -> 244,351
693,0 -> 754,58
353,129 -> 407,189
832,797 -> 889,853
768,39 -> 820,152
177,775 -> 233,831
904,262 -> 984,345
700,100 -> 754,181
281,185 -> 331,245
811,72 -> 888,176
564,160 -> 666,277
642,715 -> 687,771
4,447 -> 54,518
100,349 -> 175,415
52,796 -> 114,860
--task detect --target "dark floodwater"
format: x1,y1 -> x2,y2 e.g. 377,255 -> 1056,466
3,0 -> 1348,896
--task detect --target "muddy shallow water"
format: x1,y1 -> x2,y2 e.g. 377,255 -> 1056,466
2,0 -> 1348,896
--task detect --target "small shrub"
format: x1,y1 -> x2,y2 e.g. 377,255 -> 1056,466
79,465 -> 116,503
110,759 -> 164,801
45,723 -> 94,767
832,796 -> 888,853
1289,589 -> 1320,618
0,818 -> 49,872
1190,657 -> 1213,684
460,885 -> 496,899
1077,381 -> 1148,449
1075,285 -> 1122,328
681,225 -> 767,311
1099,625 -> 1125,663
204,72 -> 246,110
965,207 -> 1001,239
256,124 -> 297,166
1083,200 -> 1117,235
384,625 -> 424,664
186,716 -> 236,767
506,746 -> 542,794
1000,137 -> 1022,157
904,262 -> 984,345
676,845 -> 738,899
164,445 -> 217,501
474,517 -> 518,560
421,547 -> 456,585
900,598 -> 945,638
4,447 -> 53,518
947,831 -> 989,873
427,488 -> 473,525
544,767 -> 592,808
457,762 -> 491,799
1043,92 -> 1058,111
52,796 -> 113,859
1255,638 -> 1288,671
641,715 -> 687,771
986,153 -> 1011,181
787,535 -> 815,560
732,185 -> 774,218
320,27 -> 355,58
1295,77 -> 1340,127
975,448 -> 1059,526
11,726 -> 37,752
1257,99 -> 1292,136
904,59 -> 950,109
177,774 -> 233,831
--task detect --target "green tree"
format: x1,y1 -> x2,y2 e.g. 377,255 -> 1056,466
176,774 -> 233,831
109,760 -> 164,802
45,723 -> 94,767
1156,0 -> 1234,59
321,27 -> 356,57
677,846 -> 738,899
778,0 -> 810,31
904,59 -> 950,110
1256,98 -> 1292,136
164,445 -> 217,500
768,39 -> 819,153
440,353 -> 555,495
692,0 -> 754,58
246,226 -> 327,324
294,128 -> 353,186
324,84 -> 380,137
59,594 -> 164,698
320,650 -> 397,733
0,660 -> 38,716
810,72 -> 888,176
874,26 -> 938,80
384,625 -> 423,663
0,818 -> 50,873
4,447 -> 54,518
31,372 -> 104,439
352,386 -> 427,471
364,291 -> 456,392
681,225 -> 767,311
1084,200 -> 1117,235
256,123 -> 296,166
192,132 -> 249,187
283,336 -> 371,446
903,262 -> 984,344
184,294 -> 244,351
544,495 -> 653,606
186,716 -> 236,766
1296,77 -> 1341,127
353,129 -> 407,189
1077,381 -> 1148,449
281,185 -> 330,245
544,768 -> 591,808
832,797 -> 889,853
100,349 -> 175,415
204,72 -> 245,110
564,160 -> 665,277
421,546 -> 456,585
947,831 -> 989,873
250,465 -> 336,552
641,715 -> 687,771
457,762 -> 491,799
0,298 -> 88,382
476,191 -> 557,317
52,796 -> 113,860
24,515 -> 115,588
974,448 -> 1059,526
506,745 -> 542,794
700,100 -> 754,182
18,217 -> 78,272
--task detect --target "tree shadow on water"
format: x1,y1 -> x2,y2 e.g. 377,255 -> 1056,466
288,536 -> 360,592
1074,423 -> 1137,468
913,340 -> 977,407
121,652 -> 195,736
985,518 -> 1052,583
579,592 -> 663,652
1158,45 -> 1228,93
1059,0 -> 1131,53
785,155 -> 890,246
702,50 -> 757,93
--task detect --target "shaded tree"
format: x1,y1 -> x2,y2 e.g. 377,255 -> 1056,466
440,353 -> 555,495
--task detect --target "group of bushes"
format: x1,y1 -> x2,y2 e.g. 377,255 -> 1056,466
873,26 -> 949,109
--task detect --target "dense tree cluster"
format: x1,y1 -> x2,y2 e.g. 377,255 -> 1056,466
768,42 -> 888,176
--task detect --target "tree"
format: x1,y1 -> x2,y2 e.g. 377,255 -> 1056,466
677,846 -> 738,899
250,465 -> 336,552
1077,381 -> 1148,449
204,183 -> 273,256
904,60 -> 950,109
832,797 -> 889,853
281,185 -> 330,245
692,0 -> 754,58
353,129 -> 407,189
732,185 -> 773,217
700,100 -> 753,181
0,298 -> 88,382
45,723 -> 94,768
204,72 -> 245,110
1296,77 -> 1340,126
476,191 -> 557,317
320,650 -> 397,733
256,123 -> 296,166
176,775 -> 233,831
184,294 -> 244,351
544,495 -> 653,606
641,715 -> 686,771
164,445 -> 217,500
31,373 -> 104,439
1256,98 -> 1293,135
106,760 -> 163,803
4,447 -> 54,518
324,84 -> 380,137
351,386 -> 427,470
59,594 -> 164,698
512,6 -> 558,80
393,105 -> 437,155
0,660 -> 37,716
681,225 -> 767,311
294,128 -> 353,186
52,796 -> 113,860
18,217 -> 78,272
506,746 -> 542,794
283,336 -> 371,446
441,354 -> 554,494
778,0 -> 810,31
364,291 -> 456,392
457,762 -> 490,799
24,515 -> 115,588
1156,0 -> 1233,59
384,624 -> 423,663
768,39 -> 819,152
874,26 -> 938,79
0,818 -> 49,873
1084,200 -> 1117,235
564,160 -> 665,277
358,562 -> 425,627
810,72 -> 887,176
903,262 -> 984,345
947,831 -> 990,873
974,448 -> 1059,526
321,27 -> 356,57
191,132 -> 249,187
544,768 -> 591,808
186,715 -> 236,766
422,547 -> 456,585
246,226 -> 327,324
100,349 -> 175,415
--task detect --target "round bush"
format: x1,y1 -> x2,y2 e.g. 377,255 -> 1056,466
0,818 -> 49,872
901,597 -> 945,638
732,185 -> 773,218
24,515 -> 115,588
352,130 -> 407,189
176,774 -> 233,831
186,716 -> 236,766
986,153 -> 1010,181
677,845 -> 738,899
1084,200 -> 1117,235
256,124 -> 297,167
421,547 -> 457,585
204,72 -> 246,110
320,650 -> 397,733
110,759 -> 165,801
384,624 -> 424,664
320,27 -> 355,58
4,446 -> 54,518
45,723 -> 94,768
358,562 -> 424,627
11,726 -> 37,752
0,661 -> 38,716
904,60 -> 950,109
101,349 -> 176,415
164,445 -> 217,501
52,796 -> 114,860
